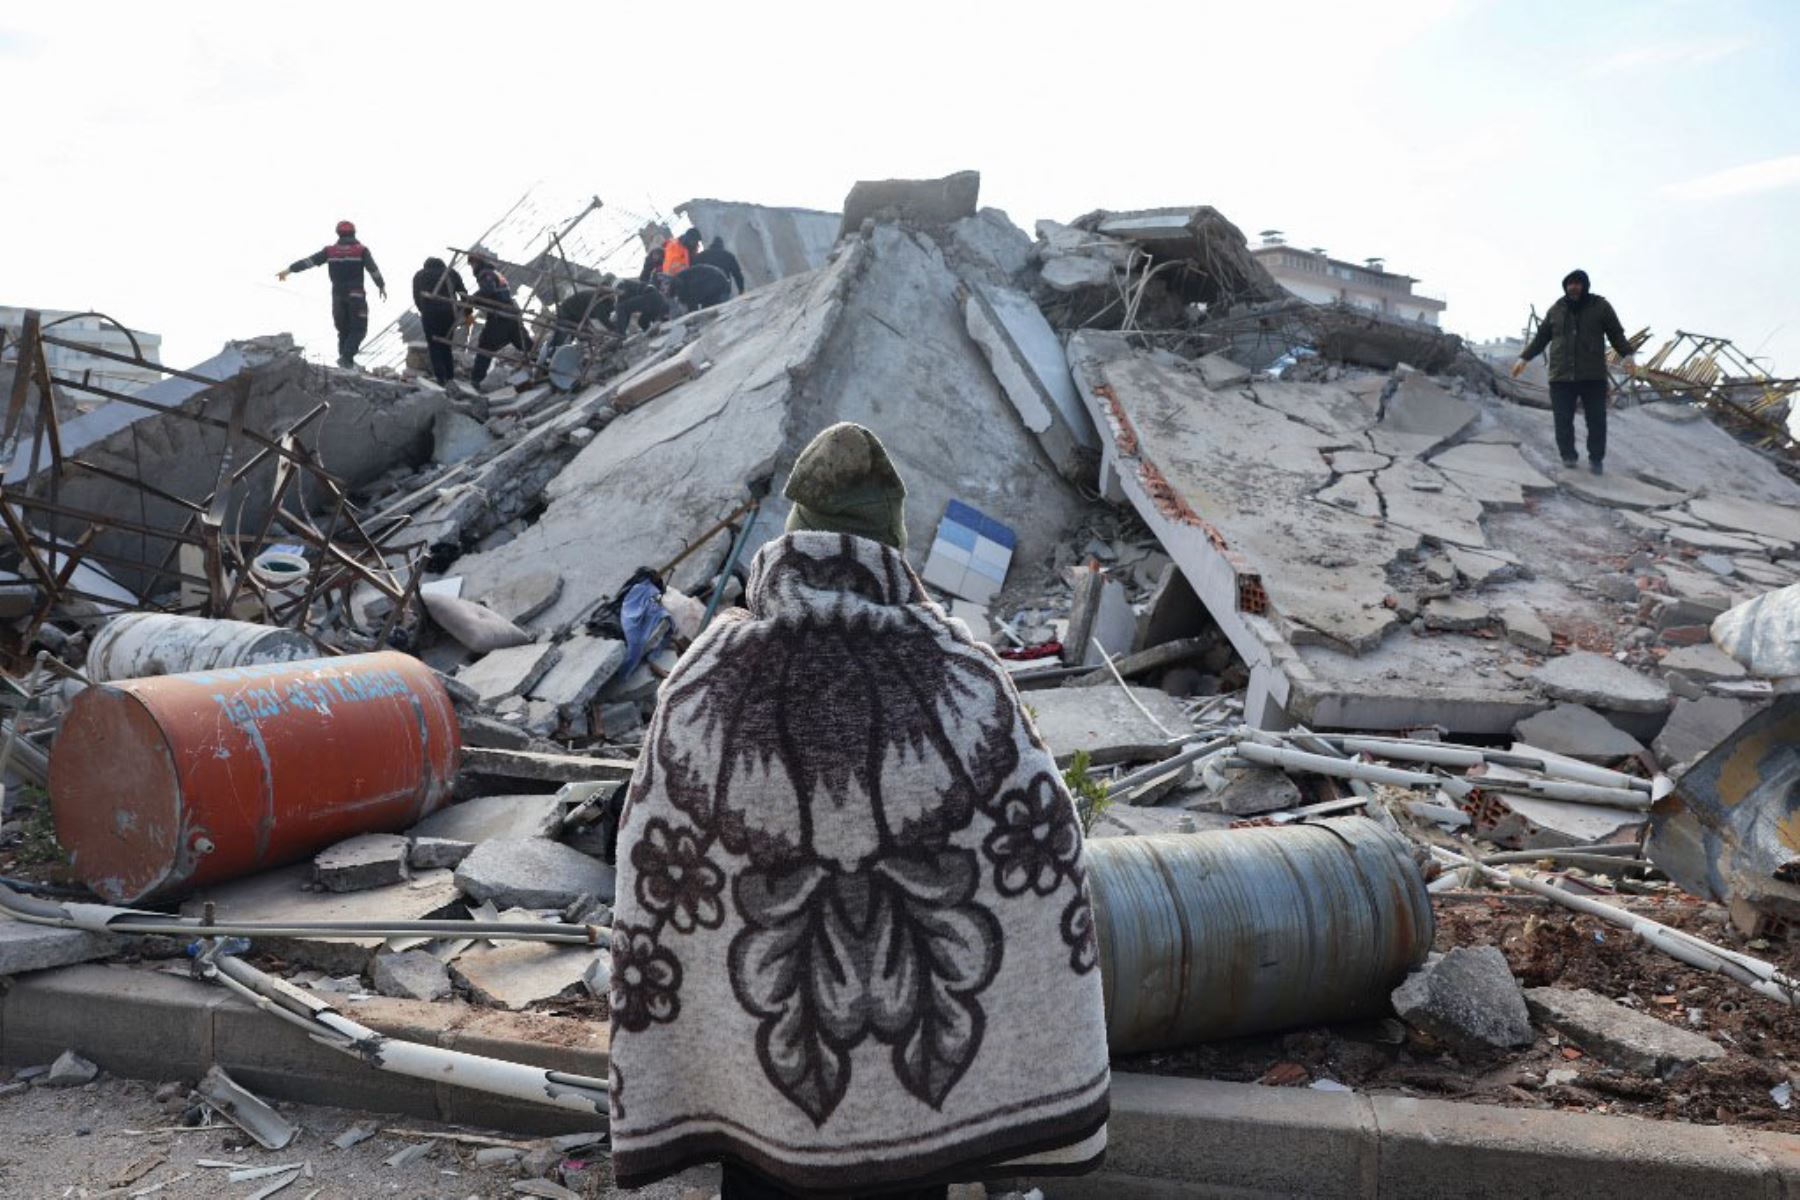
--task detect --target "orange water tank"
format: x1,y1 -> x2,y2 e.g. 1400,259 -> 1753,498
51,652 -> 460,904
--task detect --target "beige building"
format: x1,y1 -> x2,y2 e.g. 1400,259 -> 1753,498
1249,234 -> 1447,326
0,306 -> 163,396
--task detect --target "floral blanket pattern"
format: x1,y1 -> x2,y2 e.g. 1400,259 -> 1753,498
609,532 -> 1109,1195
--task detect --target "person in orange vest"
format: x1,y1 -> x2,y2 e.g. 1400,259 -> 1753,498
662,228 -> 700,276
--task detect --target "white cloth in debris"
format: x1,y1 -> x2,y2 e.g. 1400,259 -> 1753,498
608,531 -> 1109,1194
1712,583 -> 1800,680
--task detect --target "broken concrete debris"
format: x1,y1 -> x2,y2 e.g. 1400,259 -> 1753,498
8,168 -> 1800,1163
1391,947 -> 1533,1056
1523,987 -> 1725,1077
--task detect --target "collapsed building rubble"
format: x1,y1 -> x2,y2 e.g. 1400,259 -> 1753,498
6,168 -> 1800,1169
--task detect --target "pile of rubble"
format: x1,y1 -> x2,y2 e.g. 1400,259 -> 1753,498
4,169 -> 1800,1155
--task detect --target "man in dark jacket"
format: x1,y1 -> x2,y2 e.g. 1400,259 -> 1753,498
1513,269 -> 1635,474
693,235 -> 746,295
467,251 -> 530,387
411,257 -> 468,386
669,262 -> 733,312
611,278 -> 669,335
279,220 -> 386,368
549,285 -> 617,349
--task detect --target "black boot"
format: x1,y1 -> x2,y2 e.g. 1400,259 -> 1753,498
1590,459 -> 1604,475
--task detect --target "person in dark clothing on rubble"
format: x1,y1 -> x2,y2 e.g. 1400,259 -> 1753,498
549,285 -> 617,349
669,262 -> 734,312
693,234 -> 746,295
1512,269 -> 1635,475
611,278 -> 669,335
467,250 -> 531,387
411,257 -> 469,386
279,220 -> 386,368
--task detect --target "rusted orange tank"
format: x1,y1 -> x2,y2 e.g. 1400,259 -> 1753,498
51,652 -> 460,904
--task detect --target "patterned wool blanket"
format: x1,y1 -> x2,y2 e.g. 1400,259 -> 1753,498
609,531 -> 1110,1196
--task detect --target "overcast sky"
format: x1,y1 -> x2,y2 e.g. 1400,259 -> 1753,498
3,0 -> 1796,376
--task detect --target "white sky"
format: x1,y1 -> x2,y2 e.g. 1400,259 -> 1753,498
3,0 -> 1797,375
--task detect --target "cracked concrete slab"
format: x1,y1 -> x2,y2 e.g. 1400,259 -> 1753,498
1325,450 -> 1390,474
1375,462 -> 1487,547
1374,373 -> 1478,450
1685,495 -> 1800,544
1429,442 -> 1555,490
1249,380 -> 1379,438
1316,473 -> 1381,519
1560,470 -> 1690,511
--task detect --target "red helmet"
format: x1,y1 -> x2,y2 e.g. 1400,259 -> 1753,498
336,220 -> 356,236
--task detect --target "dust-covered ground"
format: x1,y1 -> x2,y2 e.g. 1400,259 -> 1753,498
0,1074 -> 712,1198
1120,891 -> 1800,1133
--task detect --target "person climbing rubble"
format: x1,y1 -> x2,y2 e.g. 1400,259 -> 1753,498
277,220 -> 386,369
668,261 -> 733,313
1511,269 -> 1635,475
693,232 -> 746,295
547,282 -> 617,350
410,256 -> 468,386
607,422 -> 1110,1200
466,249 -> 530,387
610,277 -> 669,335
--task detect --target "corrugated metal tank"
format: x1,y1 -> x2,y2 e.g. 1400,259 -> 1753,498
50,652 -> 459,904
87,612 -> 318,682
1085,817 -> 1433,1054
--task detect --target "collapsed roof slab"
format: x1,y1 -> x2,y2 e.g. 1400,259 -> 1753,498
675,198 -> 841,291
453,224 -> 1089,630
1070,332 -> 1418,657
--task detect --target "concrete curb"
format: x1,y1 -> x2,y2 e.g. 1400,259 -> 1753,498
5,965 -> 1800,1196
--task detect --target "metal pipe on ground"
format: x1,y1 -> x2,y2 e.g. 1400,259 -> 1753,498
50,652 -> 460,904
85,612 -> 320,682
1086,817 -> 1433,1054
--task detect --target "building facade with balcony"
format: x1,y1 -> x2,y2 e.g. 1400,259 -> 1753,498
0,307 -> 163,396
1249,235 -> 1447,326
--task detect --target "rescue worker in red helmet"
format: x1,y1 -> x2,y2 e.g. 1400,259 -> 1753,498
278,220 -> 386,368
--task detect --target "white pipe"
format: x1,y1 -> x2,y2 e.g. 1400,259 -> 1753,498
1476,778 -> 1652,811
1338,738 -> 1484,769
1234,741 -> 1442,789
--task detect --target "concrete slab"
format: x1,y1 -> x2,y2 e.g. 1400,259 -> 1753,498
180,867 -> 462,974
525,635 -> 627,722
1524,987 -> 1724,1077
371,950 -> 452,1003
1429,442 -> 1556,491
1668,525 -> 1765,555
1531,651 -> 1670,714
455,642 -> 560,705
453,839 -> 616,910
961,283 -> 1095,482
1652,696 -> 1760,768
1208,766 -> 1304,816
1250,380 -> 1379,439
408,794 -> 566,844
948,207 -> 1034,280
1316,473 -> 1381,519
1512,704 -> 1646,764
1660,643 -> 1747,684
1440,468 -> 1527,510
410,836 -> 474,871
1447,546 -> 1518,588
839,170 -> 979,236
1686,494 -> 1800,544
314,833 -> 411,893
1424,597 -> 1489,631
1326,450 -> 1390,474
1497,603 -> 1553,653
1562,471 -> 1689,511
675,197 -> 840,291
0,917 -> 117,977
1071,336 -> 1418,652
1025,686 -> 1189,766
1376,463 -> 1487,547
473,570 -> 564,627
451,937 -> 602,1011
1375,374 -> 1478,450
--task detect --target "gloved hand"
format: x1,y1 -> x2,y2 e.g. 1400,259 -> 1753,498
276,270 -> 290,282
1509,359 -> 1527,378
378,287 -> 388,302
